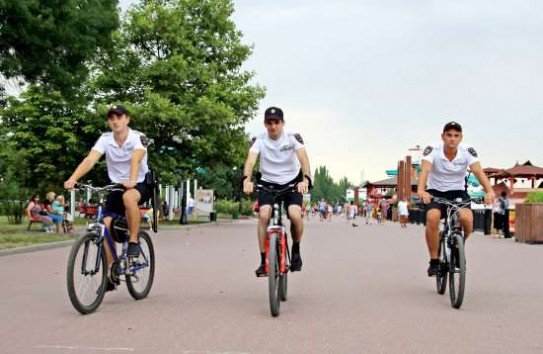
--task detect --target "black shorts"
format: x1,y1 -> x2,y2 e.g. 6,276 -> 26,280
425,189 -> 470,217
105,182 -> 150,217
258,176 -> 303,210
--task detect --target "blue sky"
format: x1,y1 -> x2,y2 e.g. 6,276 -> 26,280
121,0 -> 543,183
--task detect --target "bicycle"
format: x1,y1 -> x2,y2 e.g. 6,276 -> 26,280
66,183 -> 157,314
256,183 -> 301,317
433,196 -> 481,309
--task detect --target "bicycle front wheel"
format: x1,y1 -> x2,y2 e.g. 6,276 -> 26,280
448,233 -> 466,309
66,232 -> 107,314
268,233 -> 280,317
279,240 -> 288,302
436,235 -> 448,295
126,231 -> 155,300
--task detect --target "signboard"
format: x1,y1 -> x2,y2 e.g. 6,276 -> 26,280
195,189 -> 214,214
509,209 -> 516,234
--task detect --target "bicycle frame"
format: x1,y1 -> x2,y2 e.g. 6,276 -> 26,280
257,183 -> 297,275
434,197 -> 479,236
79,185 -> 150,276
265,203 -> 288,274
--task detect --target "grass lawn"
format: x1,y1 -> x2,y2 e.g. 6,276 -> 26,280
0,216 -> 76,250
0,212 -> 243,250
0,233 -> 76,250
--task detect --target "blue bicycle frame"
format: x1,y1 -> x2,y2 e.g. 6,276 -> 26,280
85,192 -> 150,276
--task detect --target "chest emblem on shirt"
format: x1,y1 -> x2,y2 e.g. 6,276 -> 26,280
294,133 -> 304,145
280,144 -> 294,151
423,146 -> 433,156
140,134 -> 149,147
468,147 -> 478,157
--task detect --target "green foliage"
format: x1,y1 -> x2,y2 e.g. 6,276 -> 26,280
311,166 -> 352,204
1,86 -> 108,193
0,0 -> 264,195
91,0 -> 265,184
0,200 -> 24,224
0,0 -> 119,93
525,192 -> 543,203
214,198 -> 253,215
198,164 -> 243,199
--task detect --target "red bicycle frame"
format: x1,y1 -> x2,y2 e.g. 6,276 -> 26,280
265,225 -> 287,274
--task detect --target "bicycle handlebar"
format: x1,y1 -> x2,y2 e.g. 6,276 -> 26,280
255,183 -> 300,195
73,183 -> 125,194
431,196 -> 483,207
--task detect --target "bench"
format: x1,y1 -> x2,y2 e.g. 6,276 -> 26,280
84,205 -> 98,218
27,217 -> 44,231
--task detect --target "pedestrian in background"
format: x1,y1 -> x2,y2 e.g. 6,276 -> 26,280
397,197 -> 409,228
499,191 -> 511,238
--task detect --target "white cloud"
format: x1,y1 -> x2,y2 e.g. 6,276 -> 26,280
120,0 -> 543,183
235,0 -> 543,183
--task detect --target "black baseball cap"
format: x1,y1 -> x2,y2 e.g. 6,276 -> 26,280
107,105 -> 128,117
443,121 -> 462,133
264,107 -> 284,121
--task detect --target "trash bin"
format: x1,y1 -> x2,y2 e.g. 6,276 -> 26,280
210,211 -> 217,222
232,211 -> 238,220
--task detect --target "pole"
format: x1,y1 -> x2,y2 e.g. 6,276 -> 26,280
70,189 -> 76,219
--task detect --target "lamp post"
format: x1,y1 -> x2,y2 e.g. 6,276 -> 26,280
232,166 -> 243,218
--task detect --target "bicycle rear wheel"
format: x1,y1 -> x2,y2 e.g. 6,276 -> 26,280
66,232 -> 107,314
268,233 -> 280,317
448,232 -> 466,309
126,231 -> 155,300
436,235 -> 448,295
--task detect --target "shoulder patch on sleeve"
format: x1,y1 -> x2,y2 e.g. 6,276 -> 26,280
294,133 -> 304,145
249,136 -> 257,148
140,134 -> 149,148
423,146 -> 433,156
467,147 -> 478,157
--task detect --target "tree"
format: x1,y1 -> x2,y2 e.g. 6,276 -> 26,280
335,177 -> 351,203
0,0 -> 119,93
91,0 -> 265,185
1,86 -> 108,193
311,166 -> 351,204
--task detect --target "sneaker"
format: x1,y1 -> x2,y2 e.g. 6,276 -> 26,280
127,242 -> 140,258
105,279 -> 117,292
255,263 -> 267,277
290,251 -> 302,272
97,276 -> 118,294
427,262 -> 440,277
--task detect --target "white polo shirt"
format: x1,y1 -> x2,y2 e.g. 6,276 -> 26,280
421,142 -> 480,192
249,129 -> 305,184
92,129 -> 149,183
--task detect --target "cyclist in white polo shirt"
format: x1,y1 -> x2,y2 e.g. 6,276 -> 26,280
64,105 -> 150,290
243,107 -> 311,277
418,122 -> 495,277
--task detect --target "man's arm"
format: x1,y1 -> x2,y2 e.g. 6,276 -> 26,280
417,160 -> 432,204
64,150 -> 102,189
124,148 -> 146,189
242,151 -> 258,194
470,161 -> 495,204
296,147 -> 311,194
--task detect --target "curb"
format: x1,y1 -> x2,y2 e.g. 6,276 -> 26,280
0,220 -> 241,257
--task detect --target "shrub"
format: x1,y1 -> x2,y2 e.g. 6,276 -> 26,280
525,191 -> 543,203
214,198 -> 255,216
0,200 -> 24,225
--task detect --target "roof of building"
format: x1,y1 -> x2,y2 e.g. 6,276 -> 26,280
491,160 -> 543,178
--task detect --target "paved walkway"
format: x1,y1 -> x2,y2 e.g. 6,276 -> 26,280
1,217 -> 542,353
